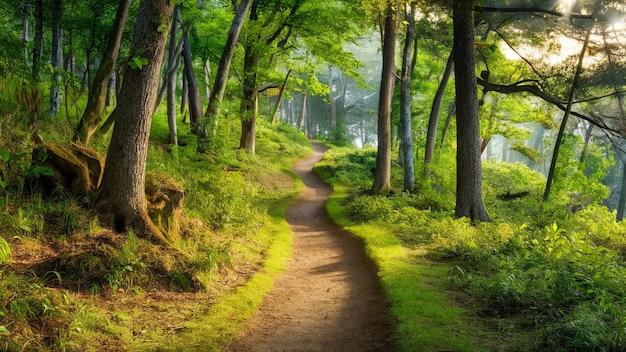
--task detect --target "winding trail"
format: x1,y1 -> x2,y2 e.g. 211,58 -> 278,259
225,141 -> 396,352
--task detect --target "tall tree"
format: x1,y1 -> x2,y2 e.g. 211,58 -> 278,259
49,0 -> 63,116
98,0 -> 174,244
424,50 -> 453,177
372,0 -> 398,194
32,0 -> 43,78
543,19 -> 594,201
74,0 -> 132,145
166,6 -> 182,147
204,0 -> 252,138
452,0 -> 490,221
399,1 -> 417,191
182,29 -> 205,145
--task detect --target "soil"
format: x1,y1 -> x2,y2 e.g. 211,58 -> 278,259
225,141 -> 397,352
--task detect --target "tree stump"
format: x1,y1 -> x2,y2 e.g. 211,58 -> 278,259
37,142 -> 104,196
145,173 -> 185,243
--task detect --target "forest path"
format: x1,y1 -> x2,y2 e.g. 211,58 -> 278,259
224,141 -> 396,352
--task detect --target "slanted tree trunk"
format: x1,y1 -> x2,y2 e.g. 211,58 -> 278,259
74,0 -> 131,145
424,50 -> 453,177
452,0 -> 490,222
372,1 -> 397,194
543,23 -> 593,201
271,70 -> 292,124
98,0 -> 174,244
205,0 -> 252,137
49,0 -> 63,116
399,1 -> 416,192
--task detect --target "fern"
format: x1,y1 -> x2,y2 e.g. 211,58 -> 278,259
0,237 -> 11,265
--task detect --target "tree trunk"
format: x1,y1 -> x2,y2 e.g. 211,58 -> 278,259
49,0 -> 63,116
205,0 -> 253,137
166,6 -> 181,146
424,50 -> 454,177
543,23 -> 593,201
271,70 -> 292,124
328,66 -> 337,127
182,30 -> 206,151
299,92 -> 307,133
21,2 -> 30,65
75,0 -> 131,145
399,1 -> 416,192
372,2 -> 397,194
98,0 -> 174,244
617,155 -> 626,221
32,0 -> 43,78
452,0 -> 490,222
239,35 -> 260,154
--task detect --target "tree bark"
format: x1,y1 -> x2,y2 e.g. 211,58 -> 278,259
298,92 -> 307,133
205,0 -> 253,137
49,0 -> 63,116
75,0 -> 131,145
182,30 -> 205,140
239,44 -> 260,154
399,1 -> 416,192
99,0 -> 174,244
424,50 -> 454,177
452,0 -> 490,222
32,0 -> 43,78
372,1 -> 397,194
166,6 -> 181,146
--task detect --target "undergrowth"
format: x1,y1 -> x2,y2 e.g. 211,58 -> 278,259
319,147 -> 626,351
0,87 -> 311,351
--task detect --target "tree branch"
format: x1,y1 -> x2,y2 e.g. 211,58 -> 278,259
477,77 -> 622,136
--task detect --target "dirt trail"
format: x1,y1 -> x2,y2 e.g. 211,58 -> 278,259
225,141 -> 396,352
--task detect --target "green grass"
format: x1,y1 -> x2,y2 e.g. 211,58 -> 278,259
324,182 -> 487,351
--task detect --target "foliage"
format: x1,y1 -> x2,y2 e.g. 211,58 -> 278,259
0,237 -> 10,265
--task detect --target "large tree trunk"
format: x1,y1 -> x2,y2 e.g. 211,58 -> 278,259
49,0 -> 63,116
75,0 -> 131,145
399,1 -> 416,192
98,0 -> 174,244
205,0 -> 253,137
452,0 -> 490,222
424,50 -> 454,177
372,2 -> 397,194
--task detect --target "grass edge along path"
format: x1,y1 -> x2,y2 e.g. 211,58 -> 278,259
318,171 -> 486,352
161,169 -> 303,352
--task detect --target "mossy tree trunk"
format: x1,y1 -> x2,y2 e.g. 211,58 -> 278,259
98,0 -> 174,245
372,1 -> 397,194
74,0 -> 131,145
452,0 -> 490,222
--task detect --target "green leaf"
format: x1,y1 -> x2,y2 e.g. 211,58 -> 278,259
0,149 -> 10,162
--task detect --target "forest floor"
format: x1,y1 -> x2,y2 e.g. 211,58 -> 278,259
224,141 -> 398,352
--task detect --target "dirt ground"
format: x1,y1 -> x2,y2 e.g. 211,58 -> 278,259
225,141 -> 397,352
